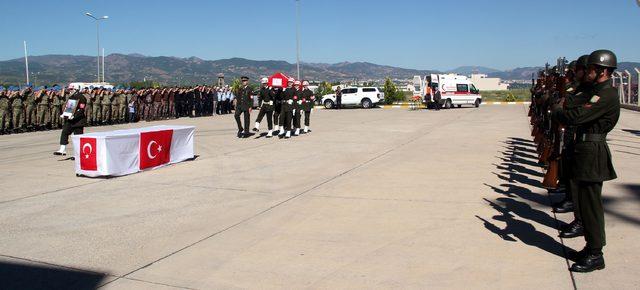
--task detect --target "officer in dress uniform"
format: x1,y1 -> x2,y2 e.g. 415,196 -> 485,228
292,80 -> 302,136
301,80 -> 315,133
54,88 -> 87,156
252,78 -> 275,137
552,49 -> 620,273
272,86 -> 282,132
234,76 -> 253,138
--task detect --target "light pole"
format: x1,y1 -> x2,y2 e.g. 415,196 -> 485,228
85,12 -> 108,83
295,0 -> 301,80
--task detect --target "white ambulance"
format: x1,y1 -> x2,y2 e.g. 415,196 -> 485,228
412,74 -> 482,108
67,82 -> 114,90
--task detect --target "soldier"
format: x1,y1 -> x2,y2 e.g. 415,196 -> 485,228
234,76 -> 253,138
292,80 -> 302,136
101,88 -> 112,124
51,88 -> 63,129
54,88 -> 87,156
279,78 -> 295,138
91,88 -> 102,126
252,78 -> 275,137
211,87 -> 218,116
168,88 -> 176,118
301,80 -> 315,133
272,86 -> 282,132
11,88 -> 25,133
23,87 -> 36,131
552,49 -> 620,273
143,89 -> 154,121
111,89 -> 121,123
0,87 -> 10,134
82,88 -> 93,126
36,88 -> 50,130
117,89 -> 127,123
153,88 -> 163,120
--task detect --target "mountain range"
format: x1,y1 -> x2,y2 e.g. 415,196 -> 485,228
1,54 -> 638,86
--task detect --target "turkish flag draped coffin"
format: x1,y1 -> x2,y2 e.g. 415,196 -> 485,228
268,72 -> 292,88
71,125 -> 195,177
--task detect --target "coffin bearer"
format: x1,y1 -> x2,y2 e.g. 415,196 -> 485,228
552,49 -> 620,273
292,80 -> 302,136
234,76 -> 253,138
54,88 -> 87,156
301,80 -> 315,133
252,78 -> 275,137
279,78 -> 295,138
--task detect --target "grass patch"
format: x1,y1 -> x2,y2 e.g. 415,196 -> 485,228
480,89 -> 531,102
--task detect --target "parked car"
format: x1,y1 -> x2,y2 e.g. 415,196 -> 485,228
321,87 -> 384,109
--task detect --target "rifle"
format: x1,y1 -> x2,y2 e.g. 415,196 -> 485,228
542,57 -> 568,189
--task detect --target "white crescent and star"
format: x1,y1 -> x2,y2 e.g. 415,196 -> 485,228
82,143 -> 93,159
146,140 -> 162,159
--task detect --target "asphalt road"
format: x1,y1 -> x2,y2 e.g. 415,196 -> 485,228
1,105 -> 638,289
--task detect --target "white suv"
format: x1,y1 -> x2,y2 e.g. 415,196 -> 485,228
321,87 -> 384,109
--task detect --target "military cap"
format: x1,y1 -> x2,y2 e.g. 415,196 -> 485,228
240,76 -> 249,81
0,86 -> 5,91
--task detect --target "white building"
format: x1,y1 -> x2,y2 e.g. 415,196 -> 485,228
470,74 -> 509,91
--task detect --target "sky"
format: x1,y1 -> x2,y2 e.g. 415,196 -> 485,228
1,0 -> 639,71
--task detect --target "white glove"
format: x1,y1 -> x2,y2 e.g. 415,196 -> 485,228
59,114 -> 64,119
287,99 -> 293,105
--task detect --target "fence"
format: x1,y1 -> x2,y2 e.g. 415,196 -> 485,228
613,67 -> 639,107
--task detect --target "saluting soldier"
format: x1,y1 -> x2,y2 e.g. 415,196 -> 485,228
0,87 -> 10,134
234,76 -> 253,138
36,88 -> 50,130
252,78 -> 275,137
552,49 -> 620,273
23,87 -> 36,130
54,88 -> 87,156
51,88 -> 64,129
11,88 -> 25,133
301,80 -> 315,133
91,88 -> 102,126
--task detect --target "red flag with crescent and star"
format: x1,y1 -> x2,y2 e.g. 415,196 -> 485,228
80,137 -> 97,171
139,130 -> 173,170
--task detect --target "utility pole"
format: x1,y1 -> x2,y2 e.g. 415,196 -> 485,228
102,48 -> 105,83
23,41 -> 30,85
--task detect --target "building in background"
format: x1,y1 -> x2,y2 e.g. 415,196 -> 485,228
470,74 -> 509,91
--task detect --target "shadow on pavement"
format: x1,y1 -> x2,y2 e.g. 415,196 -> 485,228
0,260 -> 108,290
478,137 -> 572,259
602,183 -> 640,227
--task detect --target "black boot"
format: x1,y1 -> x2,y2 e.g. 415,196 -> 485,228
559,220 -> 584,238
553,200 -> 574,213
567,247 -> 587,262
570,253 -> 605,273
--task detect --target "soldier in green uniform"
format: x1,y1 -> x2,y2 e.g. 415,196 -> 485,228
111,89 -> 120,124
252,78 -> 275,137
301,80 -> 315,133
234,76 -> 253,138
552,49 -> 620,273
36,88 -> 50,130
0,87 -> 10,134
51,88 -> 64,129
101,88 -> 112,125
23,87 -> 36,131
11,88 -> 25,133
54,88 -> 87,156
557,55 -> 592,239
81,88 -> 93,126
91,88 -> 102,126
116,89 -> 127,123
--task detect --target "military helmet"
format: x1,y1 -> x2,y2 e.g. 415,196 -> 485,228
261,77 -> 268,84
568,61 -> 577,71
587,49 -> 617,69
576,55 -> 589,68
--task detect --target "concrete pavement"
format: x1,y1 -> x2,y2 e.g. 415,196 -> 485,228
0,106 -> 638,289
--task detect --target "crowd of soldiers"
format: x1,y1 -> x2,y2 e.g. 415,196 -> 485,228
0,84 -> 242,135
529,49 -> 620,273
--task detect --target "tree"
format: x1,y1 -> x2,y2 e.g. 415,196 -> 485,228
382,77 -> 404,104
314,81 -> 333,104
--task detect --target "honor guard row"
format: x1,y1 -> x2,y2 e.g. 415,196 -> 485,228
529,49 -> 620,273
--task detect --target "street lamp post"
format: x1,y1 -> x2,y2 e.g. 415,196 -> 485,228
295,0 -> 301,80
85,12 -> 108,83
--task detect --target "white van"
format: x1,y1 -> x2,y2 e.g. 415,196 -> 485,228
412,74 -> 482,108
321,87 -> 384,109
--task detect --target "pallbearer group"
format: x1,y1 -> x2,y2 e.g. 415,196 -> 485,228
529,49 -> 620,273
